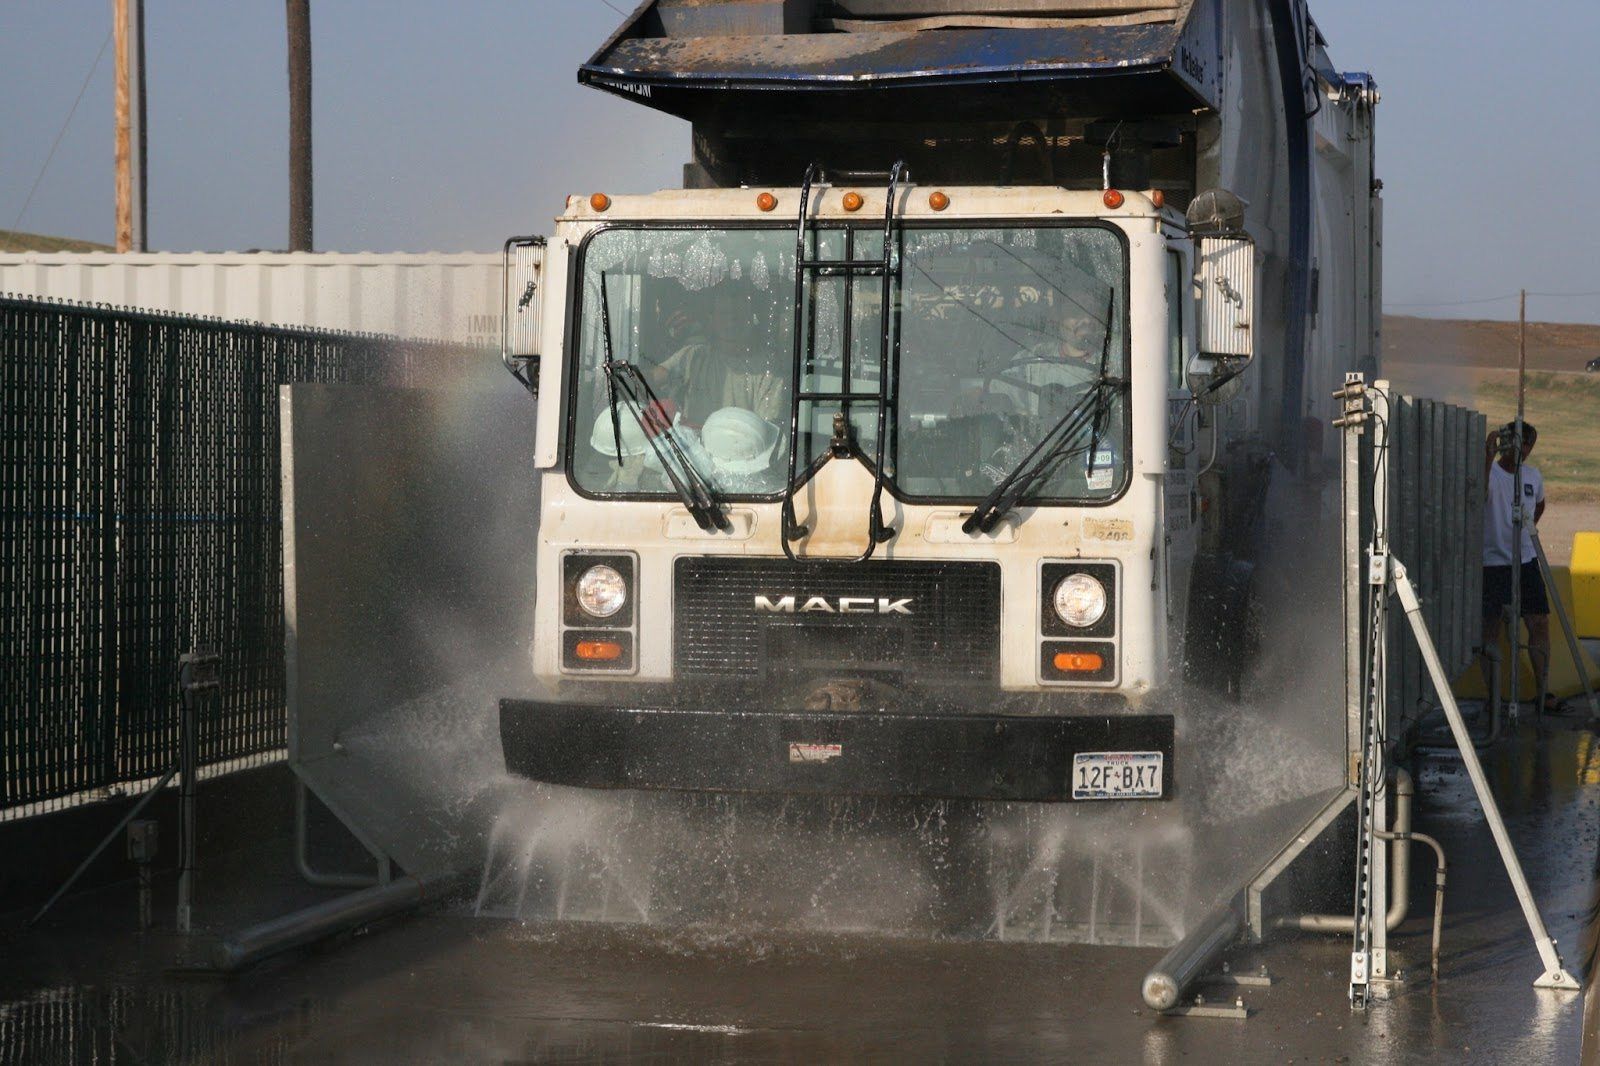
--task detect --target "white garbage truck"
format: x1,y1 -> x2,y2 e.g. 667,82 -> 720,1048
498,0 -> 1379,808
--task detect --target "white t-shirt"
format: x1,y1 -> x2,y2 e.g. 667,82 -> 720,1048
1483,461 -> 1544,566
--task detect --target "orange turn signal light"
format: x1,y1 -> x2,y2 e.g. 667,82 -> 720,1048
589,192 -> 611,212
1150,189 -> 1166,209
1102,188 -> 1125,210
842,191 -> 864,212
928,190 -> 950,211
1053,651 -> 1105,673
575,640 -> 623,662
756,192 -> 778,212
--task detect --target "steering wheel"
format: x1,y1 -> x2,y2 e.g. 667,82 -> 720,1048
972,353 -> 1097,414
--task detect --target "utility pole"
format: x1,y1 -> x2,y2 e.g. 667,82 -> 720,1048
114,0 -> 130,251
286,0 -> 313,251
129,0 -> 147,250
114,0 -> 147,252
1508,288 -> 1527,716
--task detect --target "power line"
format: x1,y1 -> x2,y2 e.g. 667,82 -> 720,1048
1387,294 -> 1517,309
598,0 -> 629,16
11,31 -> 114,233
1388,289 -> 1600,309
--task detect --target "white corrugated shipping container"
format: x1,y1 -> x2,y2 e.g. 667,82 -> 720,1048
0,249 -> 544,353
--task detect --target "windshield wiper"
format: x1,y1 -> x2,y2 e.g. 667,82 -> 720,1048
963,293 -> 1124,534
1082,289 -> 1118,488
598,274 -> 729,533
960,379 -> 1120,534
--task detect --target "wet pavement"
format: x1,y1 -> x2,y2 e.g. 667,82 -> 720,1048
3,718 -> 1596,1064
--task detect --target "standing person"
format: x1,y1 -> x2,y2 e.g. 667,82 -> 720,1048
1479,421 -> 1553,712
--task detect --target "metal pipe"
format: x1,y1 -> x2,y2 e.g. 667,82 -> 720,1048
1273,768 -> 1415,933
1510,291 -> 1527,716
1141,896 -> 1242,1011
177,677 -> 197,933
294,777 -> 387,889
211,869 -> 457,973
1196,410 -> 1222,479
1403,831 -> 1447,983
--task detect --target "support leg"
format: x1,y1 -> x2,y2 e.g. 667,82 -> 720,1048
1391,560 -> 1579,991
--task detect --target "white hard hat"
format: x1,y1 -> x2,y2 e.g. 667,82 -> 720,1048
701,407 -> 779,475
589,408 -> 650,458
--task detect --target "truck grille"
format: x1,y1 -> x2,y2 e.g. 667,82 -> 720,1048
674,557 -> 1001,681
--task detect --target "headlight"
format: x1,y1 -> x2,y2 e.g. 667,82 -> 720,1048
1053,573 -> 1107,628
576,564 -> 627,618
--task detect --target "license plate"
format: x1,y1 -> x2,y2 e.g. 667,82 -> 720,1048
1071,751 -> 1164,800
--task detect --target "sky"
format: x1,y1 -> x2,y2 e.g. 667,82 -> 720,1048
3,1 -> 1598,324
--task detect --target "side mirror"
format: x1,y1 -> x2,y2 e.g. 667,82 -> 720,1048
502,235 -> 546,396
1195,235 -> 1254,359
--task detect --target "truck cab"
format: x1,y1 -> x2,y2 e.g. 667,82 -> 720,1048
501,177 -> 1252,803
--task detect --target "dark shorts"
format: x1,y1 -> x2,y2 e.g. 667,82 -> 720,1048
1482,560 -> 1549,617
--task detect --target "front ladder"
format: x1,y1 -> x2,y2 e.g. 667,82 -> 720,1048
779,162 -> 906,563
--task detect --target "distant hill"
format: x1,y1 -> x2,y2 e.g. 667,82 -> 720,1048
0,229 -> 112,253
1384,315 -> 1600,373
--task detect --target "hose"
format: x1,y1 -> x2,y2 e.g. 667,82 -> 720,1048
1271,770 -> 1449,983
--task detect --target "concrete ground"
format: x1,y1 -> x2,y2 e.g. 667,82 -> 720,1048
2,718 -> 1596,1064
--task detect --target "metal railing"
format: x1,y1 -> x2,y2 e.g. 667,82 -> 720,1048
0,295 -> 469,817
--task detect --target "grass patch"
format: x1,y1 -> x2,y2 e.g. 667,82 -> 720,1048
1475,371 -> 1600,501
0,228 -> 112,253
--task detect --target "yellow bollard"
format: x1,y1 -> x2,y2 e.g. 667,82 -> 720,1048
1573,532 -> 1600,639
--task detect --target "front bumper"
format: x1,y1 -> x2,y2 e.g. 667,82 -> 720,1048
499,698 -> 1174,803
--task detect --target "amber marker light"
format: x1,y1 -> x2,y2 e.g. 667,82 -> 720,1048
1102,189 -> 1125,210
756,192 -> 778,212
575,640 -> 623,662
589,192 -> 611,212
1053,651 -> 1106,673
928,190 -> 950,211
1150,189 -> 1166,209
842,191 -> 864,212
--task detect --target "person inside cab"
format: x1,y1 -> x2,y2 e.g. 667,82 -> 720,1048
648,285 -> 787,427
975,296 -> 1115,489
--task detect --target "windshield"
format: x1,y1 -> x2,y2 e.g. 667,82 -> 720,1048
567,224 -> 1128,502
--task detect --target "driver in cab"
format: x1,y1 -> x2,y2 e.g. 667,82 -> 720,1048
647,287 -> 787,427
975,296 -> 1114,489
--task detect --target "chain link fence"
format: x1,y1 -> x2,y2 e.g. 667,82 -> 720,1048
1,296 -> 475,818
